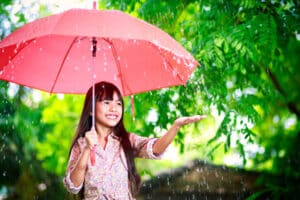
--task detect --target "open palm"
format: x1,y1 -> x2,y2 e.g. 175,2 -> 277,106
174,115 -> 206,127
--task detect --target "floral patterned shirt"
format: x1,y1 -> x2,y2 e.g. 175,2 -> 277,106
63,132 -> 162,200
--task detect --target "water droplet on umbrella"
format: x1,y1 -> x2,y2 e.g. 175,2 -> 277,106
74,66 -> 79,71
172,69 -> 178,77
104,67 -> 107,72
93,74 -> 97,79
39,47 -> 43,51
163,61 -> 168,70
113,74 -> 118,81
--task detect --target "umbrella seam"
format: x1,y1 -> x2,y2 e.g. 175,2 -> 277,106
1,39 -> 35,69
50,36 -> 79,93
147,41 -> 185,83
102,38 -> 130,96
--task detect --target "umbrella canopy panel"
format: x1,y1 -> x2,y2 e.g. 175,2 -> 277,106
0,9 -> 199,95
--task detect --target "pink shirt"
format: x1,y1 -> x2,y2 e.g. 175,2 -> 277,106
63,132 -> 162,200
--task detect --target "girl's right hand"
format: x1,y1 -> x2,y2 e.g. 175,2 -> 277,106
85,129 -> 98,150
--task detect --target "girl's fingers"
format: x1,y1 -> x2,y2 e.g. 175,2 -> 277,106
177,115 -> 207,126
85,130 -> 98,148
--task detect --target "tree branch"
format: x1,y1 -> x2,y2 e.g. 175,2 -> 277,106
266,67 -> 300,119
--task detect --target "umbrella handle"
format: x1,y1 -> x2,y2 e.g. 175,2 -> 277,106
90,145 -> 96,166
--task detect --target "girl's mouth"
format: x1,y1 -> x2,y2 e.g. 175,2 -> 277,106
105,114 -> 119,119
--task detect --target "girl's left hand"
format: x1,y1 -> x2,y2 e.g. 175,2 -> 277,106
174,115 -> 206,128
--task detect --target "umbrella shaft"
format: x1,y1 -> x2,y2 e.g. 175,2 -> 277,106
92,37 -> 97,129
92,37 -> 97,57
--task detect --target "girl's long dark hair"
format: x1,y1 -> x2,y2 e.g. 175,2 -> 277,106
68,81 -> 141,198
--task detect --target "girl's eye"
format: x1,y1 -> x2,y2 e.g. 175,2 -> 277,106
117,102 -> 122,106
102,100 -> 110,104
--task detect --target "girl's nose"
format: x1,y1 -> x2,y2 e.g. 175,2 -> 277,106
110,102 -> 116,111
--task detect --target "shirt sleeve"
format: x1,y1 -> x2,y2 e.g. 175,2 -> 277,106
63,139 -> 84,194
128,133 -> 165,159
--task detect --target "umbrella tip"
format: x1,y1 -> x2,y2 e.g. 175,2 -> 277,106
93,1 -> 97,9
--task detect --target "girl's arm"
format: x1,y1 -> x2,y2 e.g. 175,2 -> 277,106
69,129 -> 98,187
153,115 -> 206,155
69,147 -> 90,187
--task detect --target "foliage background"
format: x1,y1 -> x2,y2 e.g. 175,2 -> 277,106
0,0 -> 299,199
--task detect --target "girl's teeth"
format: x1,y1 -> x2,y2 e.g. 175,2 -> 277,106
106,115 -> 117,119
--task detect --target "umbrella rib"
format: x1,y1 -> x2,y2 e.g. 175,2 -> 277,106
2,39 -> 35,67
147,41 -> 185,82
50,36 -> 79,93
102,38 -> 130,96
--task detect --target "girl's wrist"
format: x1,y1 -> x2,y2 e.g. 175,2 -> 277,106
83,146 -> 91,152
172,123 -> 181,131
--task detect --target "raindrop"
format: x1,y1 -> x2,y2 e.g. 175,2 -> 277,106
38,183 -> 47,191
163,61 -> 168,70
14,49 -> 18,54
93,74 -> 97,79
153,40 -> 159,45
1,49 -> 5,53
33,40 -> 37,44
176,58 -> 181,64
103,62 -> 107,66
103,67 -> 107,72
113,74 -> 118,81
117,56 -> 121,61
74,66 -> 79,71
172,69 -> 178,77
2,171 -> 6,177
0,70 -> 3,75
39,47 -> 43,52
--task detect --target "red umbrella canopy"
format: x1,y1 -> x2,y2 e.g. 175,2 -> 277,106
0,8 -> 199,96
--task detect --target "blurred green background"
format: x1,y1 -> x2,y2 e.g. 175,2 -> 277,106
0,0 -> 299,199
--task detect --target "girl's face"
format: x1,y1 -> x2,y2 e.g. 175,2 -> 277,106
95,91 -> 123,128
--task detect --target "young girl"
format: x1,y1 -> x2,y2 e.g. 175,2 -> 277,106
63,81 -> 205,199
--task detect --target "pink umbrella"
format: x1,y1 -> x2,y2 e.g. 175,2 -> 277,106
0,9 -> 198,95
0,5 -> 199,165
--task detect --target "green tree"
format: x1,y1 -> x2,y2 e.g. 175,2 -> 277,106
0,0 -> 299,199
